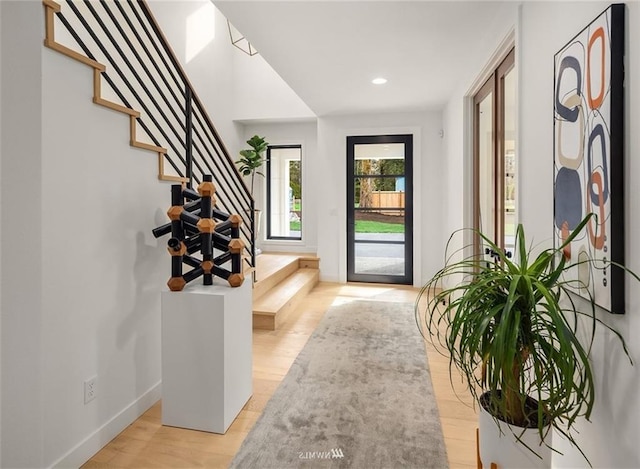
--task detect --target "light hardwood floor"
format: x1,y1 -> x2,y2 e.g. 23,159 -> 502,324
83,282 -> 477,468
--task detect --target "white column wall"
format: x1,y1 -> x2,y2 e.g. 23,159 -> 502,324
1,3 -> 45,467
0,1 -> 4,464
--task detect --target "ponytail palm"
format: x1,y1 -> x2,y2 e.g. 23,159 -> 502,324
416,214 -> 635,462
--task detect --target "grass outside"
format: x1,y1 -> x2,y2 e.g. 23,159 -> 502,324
290,220 -> 403,233
355,220 -> 404,233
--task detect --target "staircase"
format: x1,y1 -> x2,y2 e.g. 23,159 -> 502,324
253,254 -> 320,330
41,0 -> 257,272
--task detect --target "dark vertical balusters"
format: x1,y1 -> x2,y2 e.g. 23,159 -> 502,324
198,175 -> 215,286
185,86 -> 194,189
167,184 -> 186,291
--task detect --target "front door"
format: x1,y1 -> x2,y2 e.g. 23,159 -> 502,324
346,134 -> 413,284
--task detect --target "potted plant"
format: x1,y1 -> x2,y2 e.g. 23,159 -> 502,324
236,135 -> 268,196
415,214 -> 635,467
235,135 -> 268,238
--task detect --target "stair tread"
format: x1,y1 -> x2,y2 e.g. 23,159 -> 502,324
253,254 -> 304,302
253,268 -> 319,314
254,254 -> 301,284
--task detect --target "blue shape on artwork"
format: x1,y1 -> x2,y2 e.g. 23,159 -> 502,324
555,56 -> 582,122
554,167 -> 583,230
587,123 -> 609,206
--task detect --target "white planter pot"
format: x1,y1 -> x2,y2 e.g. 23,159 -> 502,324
254,209 -> 262,235
478,393 -> 552,469
244,208 -> 262,236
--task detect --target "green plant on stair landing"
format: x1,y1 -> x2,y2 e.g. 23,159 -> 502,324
236,135 -> 268,247
415,213 -> 637,465
236,135 -> 268,196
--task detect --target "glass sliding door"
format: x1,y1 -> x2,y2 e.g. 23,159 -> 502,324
347,135 -> 413,284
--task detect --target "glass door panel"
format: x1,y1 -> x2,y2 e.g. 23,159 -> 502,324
354,243 -> 405,276
354,209 -> 405,242
503,66 -> 517,256
478,91 -> 495,245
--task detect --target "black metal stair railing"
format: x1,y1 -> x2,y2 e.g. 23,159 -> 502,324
51,0 -> 256,270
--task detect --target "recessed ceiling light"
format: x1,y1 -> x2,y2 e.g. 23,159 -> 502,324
372,77 -> 387,85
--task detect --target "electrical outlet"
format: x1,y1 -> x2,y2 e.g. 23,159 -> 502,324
84,376 -> 97,404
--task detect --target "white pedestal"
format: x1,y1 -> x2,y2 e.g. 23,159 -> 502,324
161,280 -> 252,434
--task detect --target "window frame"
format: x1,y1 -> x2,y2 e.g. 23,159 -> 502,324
265,144 -> 303,241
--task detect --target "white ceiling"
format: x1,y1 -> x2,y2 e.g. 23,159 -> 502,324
214,1 -> 507,117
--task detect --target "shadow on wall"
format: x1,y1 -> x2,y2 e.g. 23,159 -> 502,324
97,223 -> 165,415
597,326 -> 640,466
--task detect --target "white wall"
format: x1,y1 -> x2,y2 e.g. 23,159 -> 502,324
233,53 -> 315,122
441,97 -> 467,243
40,49 -> 168,466
316,111 -> 443,285
241,121 -> 319,254
518,2 -> 640,467
149,0 -> 243,156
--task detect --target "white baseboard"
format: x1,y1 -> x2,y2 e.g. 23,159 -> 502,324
319,274 -> 340,283
50,381 -> 162,469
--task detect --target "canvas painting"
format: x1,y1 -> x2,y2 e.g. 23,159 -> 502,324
553,4 -> 625,313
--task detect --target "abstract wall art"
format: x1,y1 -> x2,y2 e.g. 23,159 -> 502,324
553,4 -> 625,313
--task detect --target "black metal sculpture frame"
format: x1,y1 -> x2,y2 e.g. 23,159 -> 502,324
152,175 -> 245,290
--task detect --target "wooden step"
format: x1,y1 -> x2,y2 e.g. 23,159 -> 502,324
253,268 -> 319,330
252,254 -> 302,301
298,256 -> 320,269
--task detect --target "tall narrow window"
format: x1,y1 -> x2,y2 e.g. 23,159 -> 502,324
266,145 -> 302,240
473,48 -> 516,258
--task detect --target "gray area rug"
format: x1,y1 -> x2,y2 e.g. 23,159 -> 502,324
230,300 -> 448,468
